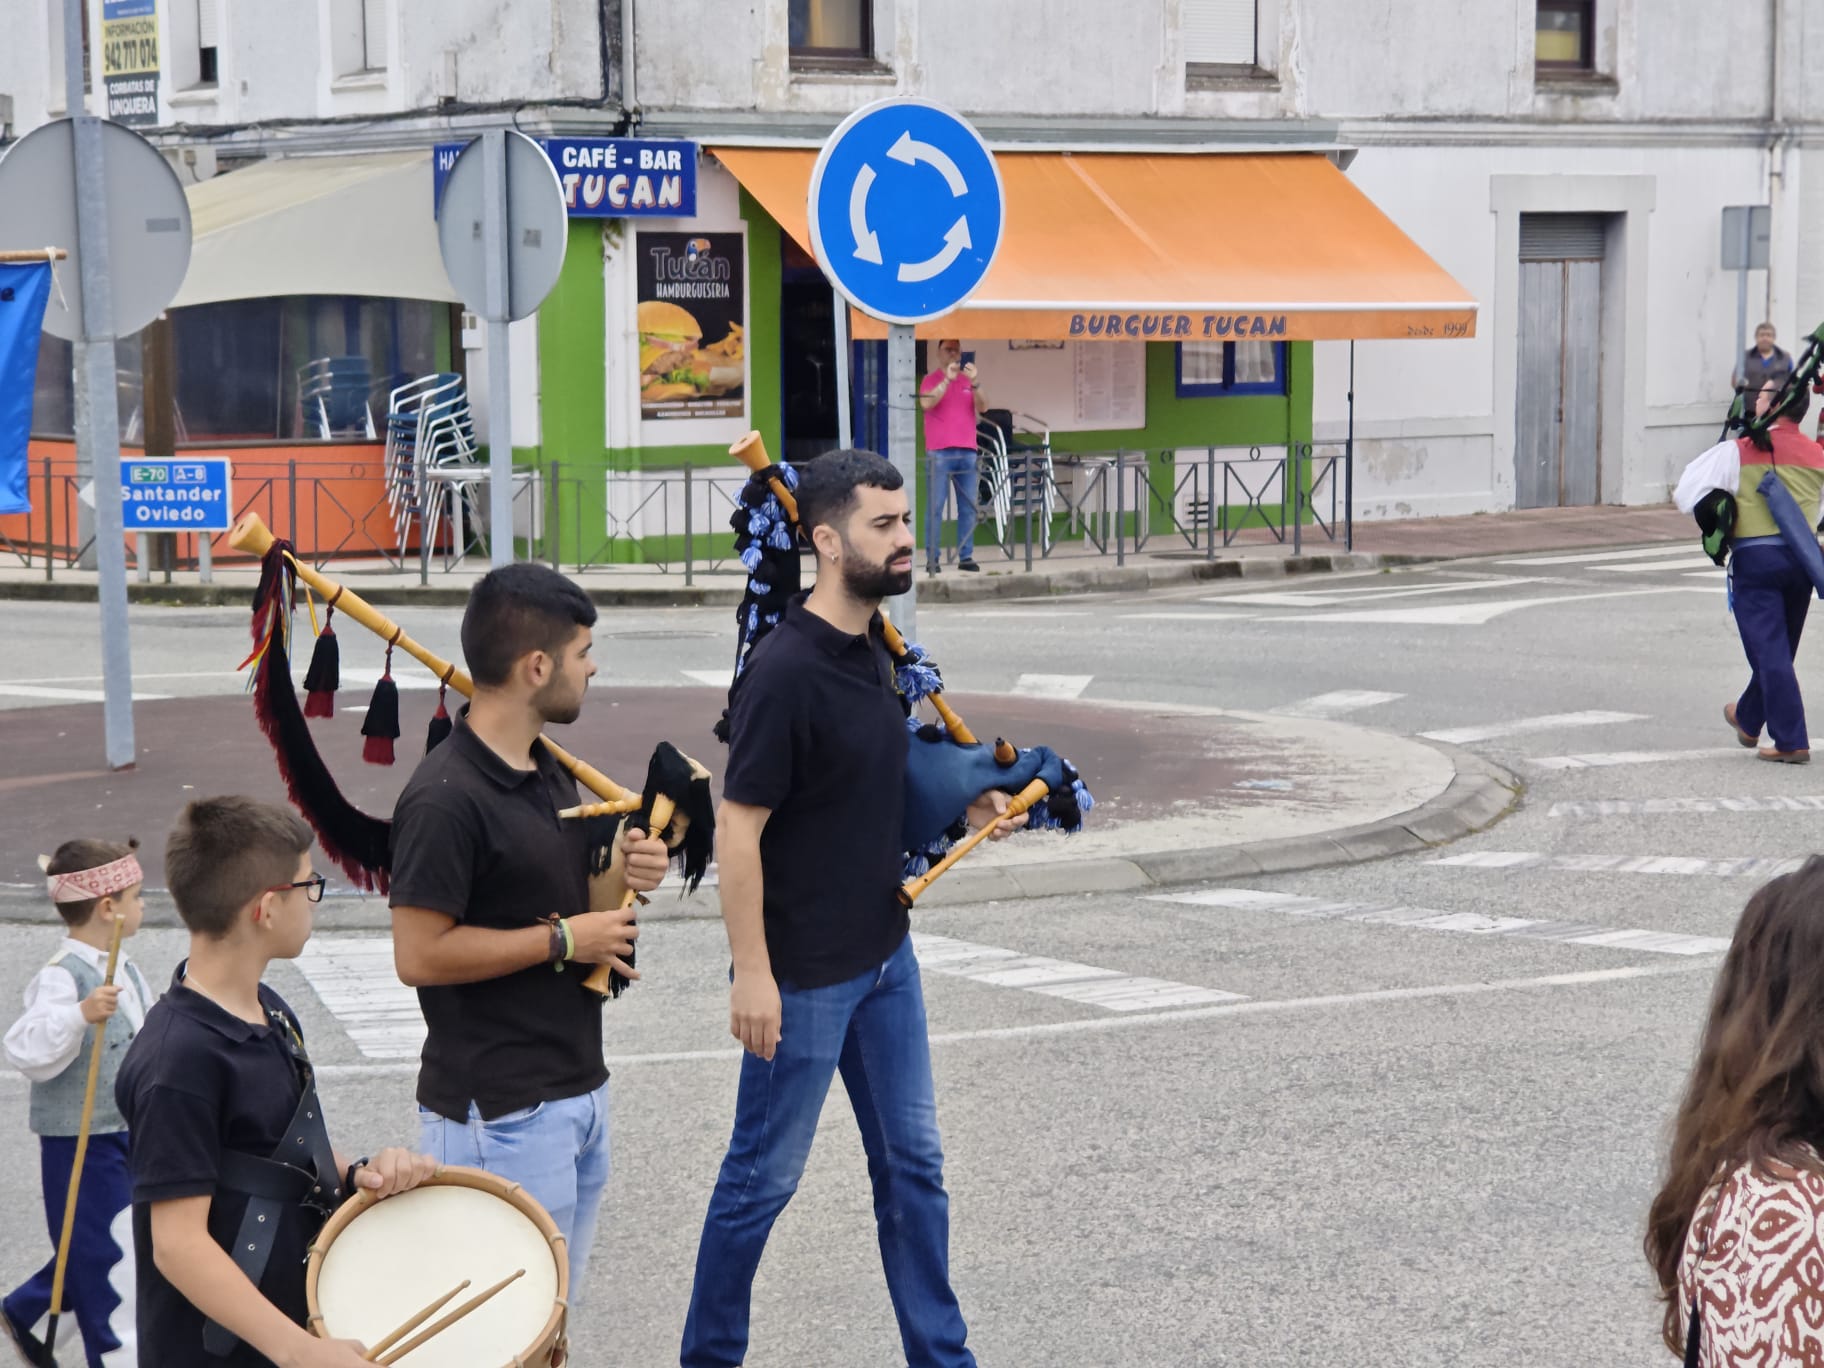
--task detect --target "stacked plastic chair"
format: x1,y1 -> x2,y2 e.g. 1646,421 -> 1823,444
299,356 -> 378,439
382,373 -> 481,560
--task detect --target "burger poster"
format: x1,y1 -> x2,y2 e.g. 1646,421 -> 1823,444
637,231 -> 747,421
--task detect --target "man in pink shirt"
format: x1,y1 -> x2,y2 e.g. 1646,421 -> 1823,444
917,339 -> 988,573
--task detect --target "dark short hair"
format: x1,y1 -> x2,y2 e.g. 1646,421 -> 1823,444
45,837 -> 139,929
795,448 -> 904,536
165,797 -> 312,939
1780,384 -> 1812,425
461,563 -> 598,688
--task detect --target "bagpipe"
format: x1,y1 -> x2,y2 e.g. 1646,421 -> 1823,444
715,433 -> 1094,904
227,513 -> 713,997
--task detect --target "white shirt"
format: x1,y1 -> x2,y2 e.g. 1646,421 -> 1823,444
2,938 -> 152,1083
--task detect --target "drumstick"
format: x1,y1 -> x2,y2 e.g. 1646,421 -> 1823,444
375,1269 -> 527,1366
362,1280 -> 470,1361
898,777 -> 1050,907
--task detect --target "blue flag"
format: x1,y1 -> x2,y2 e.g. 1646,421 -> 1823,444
0,262 -> 53,516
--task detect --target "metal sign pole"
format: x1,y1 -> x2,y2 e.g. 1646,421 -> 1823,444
66,0 -> 137,768
833,288 -> 852,448
886,321 -> 917,639
482,129 -> 514,568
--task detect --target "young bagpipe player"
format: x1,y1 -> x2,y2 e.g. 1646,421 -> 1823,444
226,512 -> 714,997
714,432 -> 1094,900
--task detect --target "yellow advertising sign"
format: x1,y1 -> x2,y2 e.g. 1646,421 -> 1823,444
101,0 -> 159,125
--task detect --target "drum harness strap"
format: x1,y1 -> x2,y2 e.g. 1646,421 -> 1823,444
202,1008 -> 344,1358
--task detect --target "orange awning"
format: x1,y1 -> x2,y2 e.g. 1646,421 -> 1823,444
711,148 -> 1476,342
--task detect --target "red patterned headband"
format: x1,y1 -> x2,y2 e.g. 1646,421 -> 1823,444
40,853 -> 143,904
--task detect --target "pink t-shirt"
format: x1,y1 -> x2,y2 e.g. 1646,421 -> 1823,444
919,370 -> 978,451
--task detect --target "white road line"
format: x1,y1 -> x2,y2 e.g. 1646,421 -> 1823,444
1257,587 -> 1715,627
1495,546 -> 1697,566
680,669 -> 732,687
1429,851 -> 1804,879
1128,611 -> 1261,622
1549,796 -> 1824,817
1207,577 -> 1547,608
1149,888 -> 1731,956
954,610 -> 1092,619
1011,673 -> 1094,700
0,671 -> 239,684
294,938 -> 423,1060
1529,747 -> 1739,771
911,933 -> 1242,1012
1271,690 -> 1404,720
1419,709 -> 1644,745
1598,558 -> 1715,574
0,684 -> 172,702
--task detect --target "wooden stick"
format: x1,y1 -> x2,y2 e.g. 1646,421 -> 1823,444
0,249 -> 67,262
228,513 -> 637,808
374,1269 -> 526,1366
363,1281 -> 470,1361
898,777 -> 1050,907
581,793 -> 676,997
43,907 -> 127,1365
556,797 -> 643,819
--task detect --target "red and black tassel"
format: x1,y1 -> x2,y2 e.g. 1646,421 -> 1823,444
425,678 -> 453,753
361,642 -> 400,765
301,605 -> 339,718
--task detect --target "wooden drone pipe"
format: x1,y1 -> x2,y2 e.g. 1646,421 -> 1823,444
228,512 -> 640,810
897,777 -> 1051,907
580,792 -> 676,997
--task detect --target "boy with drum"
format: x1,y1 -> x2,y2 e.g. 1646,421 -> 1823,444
116,797 -> 438,1368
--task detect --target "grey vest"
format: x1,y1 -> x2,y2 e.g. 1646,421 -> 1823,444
28,955 -> 150,1137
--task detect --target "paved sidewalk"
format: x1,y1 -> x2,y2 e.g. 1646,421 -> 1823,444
0,688 -> 1516,925
0,502 -> 1696,607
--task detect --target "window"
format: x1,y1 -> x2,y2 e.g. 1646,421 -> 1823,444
1175,341 -> 1285,397
789,0 -> 872,62
167,0 -> 218,89
197,0 -> 218,85
1183,0 -> 1256,69
330,0 -> 388,77
1535,0 -> 1593,70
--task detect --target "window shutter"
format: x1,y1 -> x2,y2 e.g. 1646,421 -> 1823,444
197,0 -> 219,48
362,0 -> 389,68
1183,0 -> 1256,65
1519,213 -> 1607,261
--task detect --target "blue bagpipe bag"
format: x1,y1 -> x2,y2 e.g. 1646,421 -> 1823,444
1756,469 -> 1824,599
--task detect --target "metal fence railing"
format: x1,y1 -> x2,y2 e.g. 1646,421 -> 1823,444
1,443 -> 1350,582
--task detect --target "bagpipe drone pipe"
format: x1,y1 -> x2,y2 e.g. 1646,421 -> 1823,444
714,432 -> 1095,903
227,512 -> 714,997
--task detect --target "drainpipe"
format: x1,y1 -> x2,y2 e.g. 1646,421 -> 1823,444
1766,0 -> 1787,328
622,0 -> 641,129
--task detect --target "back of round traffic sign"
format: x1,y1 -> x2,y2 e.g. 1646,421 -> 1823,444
0,118 -> 193,341
436,130 -> 569,323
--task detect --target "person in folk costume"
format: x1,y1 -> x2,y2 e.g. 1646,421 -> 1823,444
115,797 -> 437,1368
1646,856 -> 1824,1366
1,839 -> 152,1366
387,563 -> 671,1299
680,450 -> 1024,1368
1721,380 -> 1824,763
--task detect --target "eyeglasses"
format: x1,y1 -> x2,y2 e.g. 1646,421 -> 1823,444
265,875 -> 327,903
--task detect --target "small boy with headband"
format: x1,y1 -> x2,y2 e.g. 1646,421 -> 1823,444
2,836 -> 153,1367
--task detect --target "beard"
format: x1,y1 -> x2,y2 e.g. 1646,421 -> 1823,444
841,547 -> 913,601
532,674 -> 584,725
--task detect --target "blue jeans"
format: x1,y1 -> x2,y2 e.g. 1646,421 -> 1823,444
926,447 -> 979,564
680,933 -> 973,1367
418,1080 -> 611,1301
1732,541 -> 1812,751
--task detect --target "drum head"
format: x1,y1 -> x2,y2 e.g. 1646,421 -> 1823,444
315,1182 -> 562,1366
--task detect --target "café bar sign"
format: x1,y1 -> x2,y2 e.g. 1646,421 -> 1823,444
433,137 -> 697,219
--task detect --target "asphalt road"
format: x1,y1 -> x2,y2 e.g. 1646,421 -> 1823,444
0,541 -> 1799,1366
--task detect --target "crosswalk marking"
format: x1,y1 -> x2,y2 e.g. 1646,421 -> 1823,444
1011,673 -> 1093,700
1529,747 -> 1738,771
912,933 -> 1243,1011
1208,577 -> 1545,609
1419,710 -> 1643,745
294,938 -> 423,1060
1550,796 -> 1824,817
0,683 -> 171,702
1146,888 -> 1730,957
1495,546 -> 1696,566
1271,690 -> 1405,720
680,669 -> 733,687
1429,851 -> 1804,879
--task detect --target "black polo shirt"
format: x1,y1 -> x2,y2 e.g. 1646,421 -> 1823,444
389,710 -> 601,1121
722,594 -> 909,988
115,967 -> 316,1368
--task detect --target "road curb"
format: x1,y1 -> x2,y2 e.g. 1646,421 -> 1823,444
0,549 -> 1446,610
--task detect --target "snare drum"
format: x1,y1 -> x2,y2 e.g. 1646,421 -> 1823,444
305,1166 -> 568,1367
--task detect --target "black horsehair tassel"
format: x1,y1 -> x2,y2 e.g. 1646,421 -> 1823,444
301,606 -> 339,718
425,680 -> 453,754
361,644 -> 401,765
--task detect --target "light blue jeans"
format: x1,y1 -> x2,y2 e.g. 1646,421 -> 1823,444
926,447 -> 979,564
418,1080 -> 611,1300
680,933 -> 973,1367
